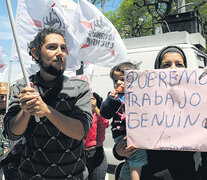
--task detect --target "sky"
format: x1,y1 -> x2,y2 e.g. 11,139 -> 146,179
0,0 -> 122,82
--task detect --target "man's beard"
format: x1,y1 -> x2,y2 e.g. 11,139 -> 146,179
39,60 -> 66,76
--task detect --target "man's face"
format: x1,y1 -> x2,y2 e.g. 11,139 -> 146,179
0,86 -> 7,110
39,33 -> 67,76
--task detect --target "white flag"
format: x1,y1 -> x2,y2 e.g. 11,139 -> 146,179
0,46 -> 7,63
83,62 -> 94,76
0,66 -> 8,82
72,0 -> 129,67
11,0 -> 80,75
0,46 -> 8,81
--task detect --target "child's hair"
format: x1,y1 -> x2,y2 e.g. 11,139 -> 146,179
110,62 -> 138,80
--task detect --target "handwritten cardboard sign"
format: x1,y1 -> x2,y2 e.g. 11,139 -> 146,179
125,69 -> 207,152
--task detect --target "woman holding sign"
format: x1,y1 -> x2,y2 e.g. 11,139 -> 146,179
113,46 -> 198,180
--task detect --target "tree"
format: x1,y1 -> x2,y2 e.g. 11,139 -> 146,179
183,0 -> 207,35
105,0 -> 207,41
105,0 -> 154,38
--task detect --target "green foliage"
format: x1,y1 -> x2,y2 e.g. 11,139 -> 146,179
105,0 -> 153,38
171,0 -> 207,49
105,0 -> 207,43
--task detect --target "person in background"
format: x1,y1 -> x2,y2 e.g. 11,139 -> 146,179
0,82 -> 10,180
2,137 -> 25,180
0,82 -> 25,180
0,82 -> 9,156
3,27 -> 92,180
113,46 -> 198,180
100,62 -> 148,180
84,92 -> 109,180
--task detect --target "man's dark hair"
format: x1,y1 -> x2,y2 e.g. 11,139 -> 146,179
110,62 -> 139,80
28,27 -> 66,63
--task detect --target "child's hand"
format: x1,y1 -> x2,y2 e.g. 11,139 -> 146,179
109,89 -> 118,98
91,96 -> 100,116
91,97 -> 97,110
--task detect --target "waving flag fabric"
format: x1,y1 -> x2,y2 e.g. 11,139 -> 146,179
0,46 -> 7,63
73,0 -> 128,67
11,0 -> 80,75
0,46 -> 8,81
11,0 -> 128,76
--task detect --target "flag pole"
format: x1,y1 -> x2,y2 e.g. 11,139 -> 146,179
6,59 -> 12,113
6,0 -> 40,122
6,0 -> 30,87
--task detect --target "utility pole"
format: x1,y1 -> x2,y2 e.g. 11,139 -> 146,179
178,0 -> 186,13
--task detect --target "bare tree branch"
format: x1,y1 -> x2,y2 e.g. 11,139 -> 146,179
100,0 -> 106,13
193,0 -> 207,10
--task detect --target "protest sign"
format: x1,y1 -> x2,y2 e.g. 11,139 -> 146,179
125,68 -> 207,152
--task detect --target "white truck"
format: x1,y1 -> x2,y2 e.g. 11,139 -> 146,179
91,31 -> 207,172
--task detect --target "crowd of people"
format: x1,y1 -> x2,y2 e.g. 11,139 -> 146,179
0,26 -> 206,180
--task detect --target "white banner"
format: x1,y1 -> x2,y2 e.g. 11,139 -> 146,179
11,0 -> 128,76
11,0 -> 80,75
71,0 -> 128,67
0,46 -> 8,81
0,66 -> 8,82
63,62 -> 94,79
83,62 -> 94,76
0,46 -> 7,63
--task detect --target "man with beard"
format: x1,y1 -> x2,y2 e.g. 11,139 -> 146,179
3,28 -> 92,180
